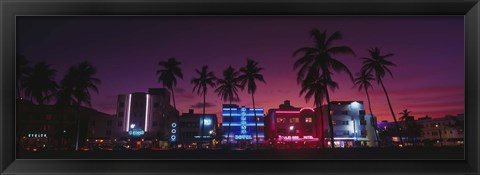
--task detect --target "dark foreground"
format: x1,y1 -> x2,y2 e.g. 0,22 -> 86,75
18,147 -> 464,159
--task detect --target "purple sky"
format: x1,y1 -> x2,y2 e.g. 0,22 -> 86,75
17,16 -> 464,122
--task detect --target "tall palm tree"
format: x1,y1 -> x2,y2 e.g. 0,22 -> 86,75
354,70 -> 381,146
56,61 -> 101,150
360,47 -> 403,146
22,61 -> 58,148
191,65 -> 217,148
156,57 -> 183,148
239,59 -> 266,149
22,62 -> 58,105
157,57 -> 183,111
16,53 -> 32,99
215,66 -> 242,149
293,29 -> 355,148
299,69 -> 337,149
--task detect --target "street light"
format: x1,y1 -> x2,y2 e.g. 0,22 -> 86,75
435,124 -> 443,147
289,126 -> 294,148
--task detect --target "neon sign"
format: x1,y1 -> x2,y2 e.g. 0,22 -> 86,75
128,129 -> 145,136
240,107 -> 247,134
202,118 -> 212,126
170,122 -> 177,142
234,135 -> 253,140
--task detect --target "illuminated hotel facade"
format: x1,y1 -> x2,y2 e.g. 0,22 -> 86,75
117,88 -> 177,140
222,104 -> 265,147
172,109 -> 218,149
322,101 -> 378,147
265,100 -> 320,149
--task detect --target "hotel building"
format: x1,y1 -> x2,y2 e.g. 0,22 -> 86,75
174,109 -> 218,149
221,104 -> 265,148
416,114 -> 464,147
116,88 -> 177,148
265,100 -> 320,149
320,101 -> 378,148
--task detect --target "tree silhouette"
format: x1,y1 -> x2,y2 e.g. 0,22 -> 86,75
354,70 -> 381,146
191,65 -> 217,149
215,66 -> 242,149
56,61 -> 101,150
239,59 -> 266,149
23,62 -> 58,105
293,29 -> 355,148
156,57 -> 183,148
299,69 -> 337,149
360,47 -> 403,146
16,53 -> 32,99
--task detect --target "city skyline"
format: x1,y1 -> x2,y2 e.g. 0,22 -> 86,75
16,16 -> 464,122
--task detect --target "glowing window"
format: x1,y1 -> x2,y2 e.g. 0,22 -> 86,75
305,118 -> 313,123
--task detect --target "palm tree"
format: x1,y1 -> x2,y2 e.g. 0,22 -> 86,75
157,57 -> 183,111
293,29 -> 355,148
239,59 -> 266,149
353,70 -> 381,146
399,109 -> 412,121
16,53 -> 32,99
215,66 -> 242,149
156,57 -> 183,148
191,65 -> 217,149
22,62 -> 58,105
360,47 -> 403,146
56,61 -> 101,150
22,61 -> 58,148
299,69 -> 337,149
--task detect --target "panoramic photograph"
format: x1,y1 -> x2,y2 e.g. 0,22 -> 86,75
15,16 -> 464,159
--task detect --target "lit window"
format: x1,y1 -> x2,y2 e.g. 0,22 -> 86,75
305,118 -> 312,123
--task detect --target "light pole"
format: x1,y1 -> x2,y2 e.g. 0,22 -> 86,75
435,124 -> 443,147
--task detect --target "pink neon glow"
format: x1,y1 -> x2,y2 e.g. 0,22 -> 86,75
276,111 -> 300,114
144,94 -> 150,132
300,107 -> 315,112
126,94 -> 132,132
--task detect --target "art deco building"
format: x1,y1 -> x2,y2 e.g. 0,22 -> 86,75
221,104 -> 265,148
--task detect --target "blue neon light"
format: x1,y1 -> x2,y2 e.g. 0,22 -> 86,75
222,106 -> 264,142
128,129 -> 145,136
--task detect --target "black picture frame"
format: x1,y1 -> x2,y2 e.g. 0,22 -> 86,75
1,0 -> 479,174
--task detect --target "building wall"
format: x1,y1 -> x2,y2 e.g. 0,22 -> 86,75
265,100 -> 319,144
117,88 -> 176,140
221,104 -> 265,145
320,101 -> 378,147
416,114 -> 464,146
176,109 -> 218,147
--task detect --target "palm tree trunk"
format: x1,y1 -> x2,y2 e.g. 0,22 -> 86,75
200,91 -> 206,149
313,107 -> 321,149
323,74 -> 335,149
365,87 -> 381,147
227,99 -> 232,150
378,79 -> 404,146
318,103 -> 325,149
252,93 -> 259,149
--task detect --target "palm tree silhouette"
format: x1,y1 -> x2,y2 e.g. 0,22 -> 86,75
354,70 -> 381,146
299,69 -> 337,149
56,61 -> 101,150
157,57 -> 183,111
191,65 -> 217,149
156,57 -> 183,148
16,53 -> 32,99
360,47 -> 403,146
215,66 -> 242,149
399,109 -> 412,121
239,59 -> 266,149
293,29 -> 355,148
23,62 -> 58,105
